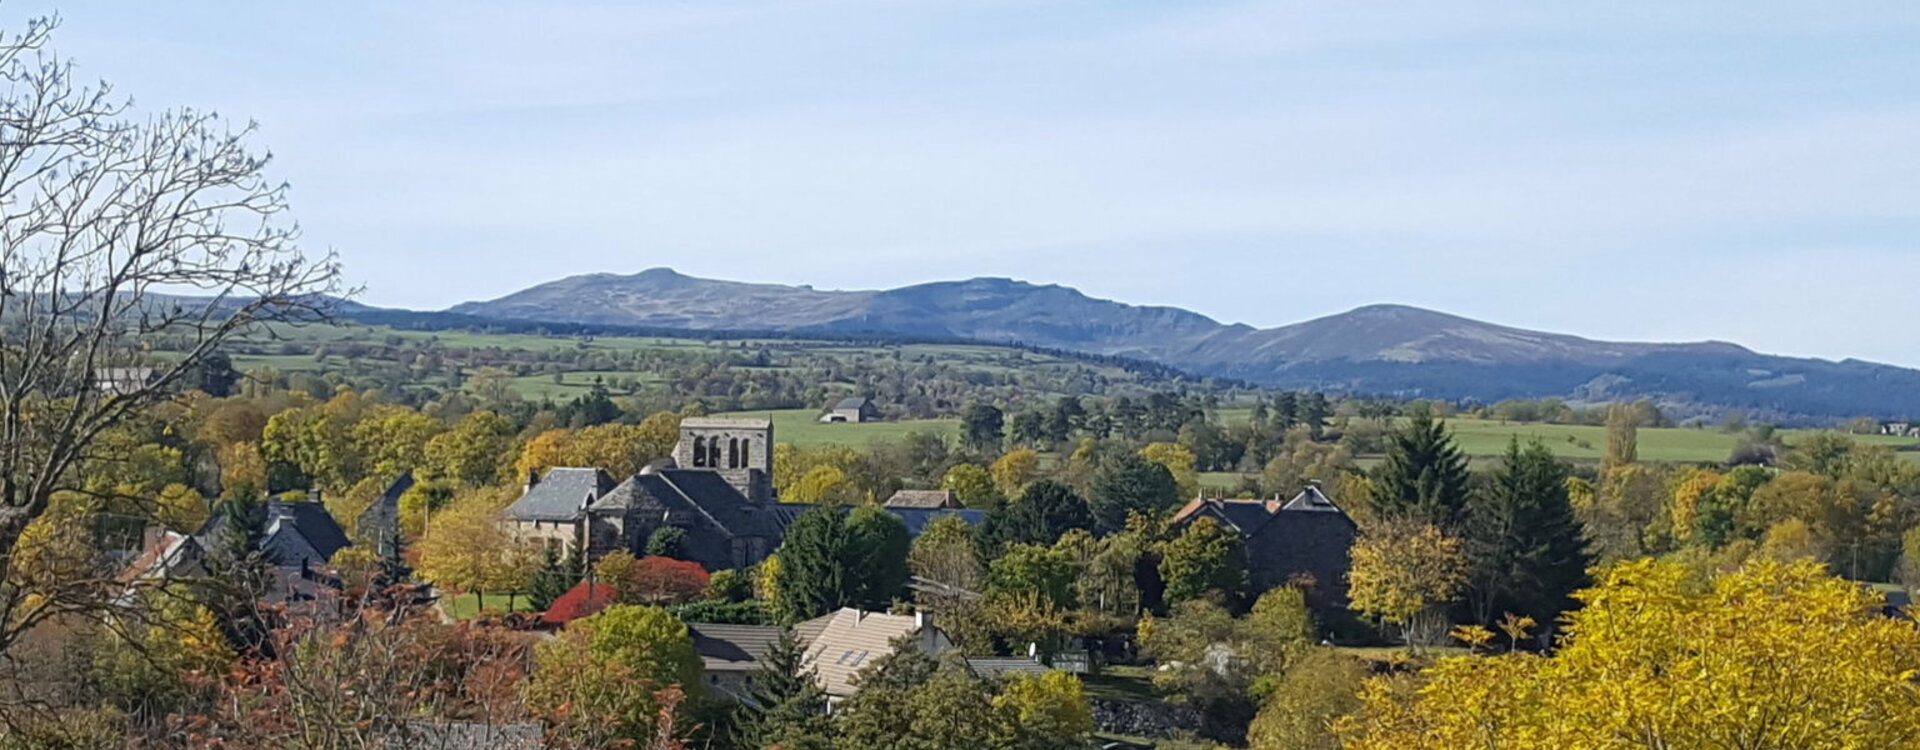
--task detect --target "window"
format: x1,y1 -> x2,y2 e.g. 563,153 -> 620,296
692,436 -> 707,467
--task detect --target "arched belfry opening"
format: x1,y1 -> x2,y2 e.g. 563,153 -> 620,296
692,436 -> 707,468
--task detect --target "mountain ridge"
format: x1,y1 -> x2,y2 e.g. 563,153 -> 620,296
446,268 -> 1920,421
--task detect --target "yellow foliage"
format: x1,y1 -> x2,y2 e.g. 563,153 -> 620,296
787,464 -> 856,505
154,483 -> 209,533
1759,518 -> 1827,563
1666,467 -> 1721,542
1346,520 -> 1466,646
414,487 -> 533,594
1338,558 -> 1920,749
513,422 -> 668,481
990,448 -> 1041,496
217,441 -> 268,499
1140,442 -> 1199,500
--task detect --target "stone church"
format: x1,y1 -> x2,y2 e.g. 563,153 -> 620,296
503,417 -> 980,572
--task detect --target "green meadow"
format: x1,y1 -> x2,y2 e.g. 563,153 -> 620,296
712,407 -> 961,448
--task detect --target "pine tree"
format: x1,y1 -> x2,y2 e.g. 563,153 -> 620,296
1464,438 -> 1591,630
198,496 -> 274,654
732,629 -> 830,749
1369,406 -> 1473,527
528,543 -> 570,612
771,506 -> 850,622
376,524 -> 412,589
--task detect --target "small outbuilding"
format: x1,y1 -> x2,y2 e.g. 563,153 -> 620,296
820,396 -> 879,423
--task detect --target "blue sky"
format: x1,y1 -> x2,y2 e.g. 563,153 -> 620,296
28,2 -> 1920,365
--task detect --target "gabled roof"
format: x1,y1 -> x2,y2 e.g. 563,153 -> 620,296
261,500 -> 352,566
357,472 -> 414,541
1281,484 -> 1344,513
689,623 -> 787,672
799,608 -> 933,697
505,467 -> 615,522
380,472 -> 415,505
1171,485 -> 1353,537
883,489 -> 959,509
119,530 -> 205,585
593,469 -> 783,537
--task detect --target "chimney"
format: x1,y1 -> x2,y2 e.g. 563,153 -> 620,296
525,468 -> 541,493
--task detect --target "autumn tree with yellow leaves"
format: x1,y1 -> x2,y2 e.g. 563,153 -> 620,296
1338,558 -> 1920,749
1346,519 -> 1467,646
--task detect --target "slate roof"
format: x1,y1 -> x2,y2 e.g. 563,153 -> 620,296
883,489 -> 960,509
1281,484 -> 1344,512
357,472 -> 413,549
680,417 -> 772,430
690,623 -> 786,673
504,467 -> 615,522
592,469 -> 785,537
887,507 -> 986,536
967,656 -> 1052,679
758,504 -> 982,538
833,396 -> 872,410
1171,485 -> 1352,537
798,608 -> 934,697
261,500 -> 352,565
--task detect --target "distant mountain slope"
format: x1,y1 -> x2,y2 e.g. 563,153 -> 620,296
449,268 -> 1920,420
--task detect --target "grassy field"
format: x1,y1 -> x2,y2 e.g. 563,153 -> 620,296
1434,418 -> 1915,464
441,592 -> 537,619
712,407 -> 960,447
1196,417 -> 1918,491
507,370 -> 666,400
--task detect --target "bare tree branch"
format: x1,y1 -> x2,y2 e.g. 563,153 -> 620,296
0,13 -> 344,656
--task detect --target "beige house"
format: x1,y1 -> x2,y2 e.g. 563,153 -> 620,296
685,608 -> 954,705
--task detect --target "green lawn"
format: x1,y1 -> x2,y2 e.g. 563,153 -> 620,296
711,407 -> 960,447
441,592 -> 537,619
1082,664 -> 1160,702
506,370 -> 664,401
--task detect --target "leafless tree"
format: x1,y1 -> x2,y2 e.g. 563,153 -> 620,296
0,14 -> 342,656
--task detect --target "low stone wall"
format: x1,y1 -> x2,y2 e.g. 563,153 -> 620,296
1090,697 -> 1204,740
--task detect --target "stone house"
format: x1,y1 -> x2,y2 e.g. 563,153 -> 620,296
502,467 -> 618,554
1169,484 -> 1358,611
505,417 -> 981,570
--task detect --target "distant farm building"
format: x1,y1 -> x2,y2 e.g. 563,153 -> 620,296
92,366 -> 157,396
820,396 -> 879,423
